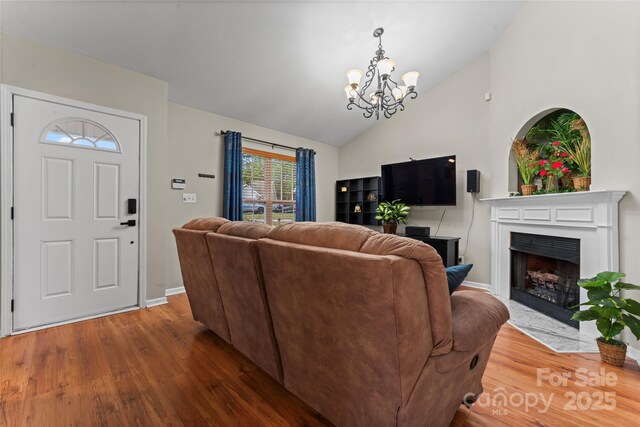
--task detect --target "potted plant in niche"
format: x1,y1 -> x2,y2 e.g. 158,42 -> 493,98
523,110 -> 591,193
537,141 -> 571,192
375,199 -> 410,234
571,271 -> 640,366
563,115 -> 591,191
511,138 -> 539,196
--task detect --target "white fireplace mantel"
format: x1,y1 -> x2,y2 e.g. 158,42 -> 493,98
481,190 -> 626,339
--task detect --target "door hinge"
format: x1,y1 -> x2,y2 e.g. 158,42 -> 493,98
11,299 -> 14,312
10,207 -> 14,220
10,112 -> 14,127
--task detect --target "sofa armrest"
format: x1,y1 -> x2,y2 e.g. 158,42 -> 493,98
434,290 -> 509,373
450,290 -> 509,352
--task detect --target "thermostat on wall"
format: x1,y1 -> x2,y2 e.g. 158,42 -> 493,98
171,179 -> 186,190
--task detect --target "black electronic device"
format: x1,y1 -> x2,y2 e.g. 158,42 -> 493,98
127,198 -> 137,214
467,170 -> 481,193
405,226 -> 430,236
381,155 -> 456,206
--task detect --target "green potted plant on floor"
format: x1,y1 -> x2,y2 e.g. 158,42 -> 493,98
571,271 -> 640,366
375,199 -> 410,234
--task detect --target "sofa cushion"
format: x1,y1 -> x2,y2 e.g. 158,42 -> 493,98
266,221 -> 376,252
446,263 -> 473,294
206,230 -> 282,381
257,238 -> 405,427
360,233 -> 453,355
217,221 -> 272,239
172,227 -> 230,341
182,217 -> 229,231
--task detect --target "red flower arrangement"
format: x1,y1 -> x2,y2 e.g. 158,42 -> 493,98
526,140 -> 573,192
536,141 -> 570,191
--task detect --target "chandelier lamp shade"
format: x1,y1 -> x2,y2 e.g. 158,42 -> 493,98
345,27 -> 419,119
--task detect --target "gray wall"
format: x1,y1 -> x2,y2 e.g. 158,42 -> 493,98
0,33 -> 338,303
339,53 -> 491,283
1,32 -> 170,300
165,102 -> 338,288
339,1 -> 640,351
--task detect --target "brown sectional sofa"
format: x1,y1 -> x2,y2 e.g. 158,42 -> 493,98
172,217 -> 230,341
173,218 -> 509,427
206,221 -> 282,381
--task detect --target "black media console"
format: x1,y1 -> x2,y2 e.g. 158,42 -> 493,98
398,234 -> 460,267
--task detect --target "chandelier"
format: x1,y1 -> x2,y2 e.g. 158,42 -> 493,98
344,28 -> 419,119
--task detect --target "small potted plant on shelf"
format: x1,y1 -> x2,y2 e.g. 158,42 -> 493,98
511,138 -> 539,196
375,199 -> 410,234
571,271 -> 640,366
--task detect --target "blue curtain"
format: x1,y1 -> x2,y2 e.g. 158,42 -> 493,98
295,148 -> 316,222
223,131 -> 243,220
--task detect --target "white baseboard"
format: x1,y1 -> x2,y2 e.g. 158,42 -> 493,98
165,285 -> 185,296
145,296 -> 168,307
145,286 -> 184,308
462,280 -> 491,291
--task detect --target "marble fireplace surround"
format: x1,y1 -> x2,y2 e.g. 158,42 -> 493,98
482,191 -> 626,344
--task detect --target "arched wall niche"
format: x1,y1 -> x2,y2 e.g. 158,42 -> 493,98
508,108 -> 591,193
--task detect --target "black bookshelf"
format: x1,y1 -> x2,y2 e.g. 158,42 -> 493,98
335,176 -> 381,226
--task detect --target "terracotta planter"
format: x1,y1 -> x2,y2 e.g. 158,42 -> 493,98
597,338 -> 627,367
382,223 -> 397,234
520,184 -> 538,196
573,176 -> 591,192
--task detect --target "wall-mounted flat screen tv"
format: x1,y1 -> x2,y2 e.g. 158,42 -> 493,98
381,155 -> 456,206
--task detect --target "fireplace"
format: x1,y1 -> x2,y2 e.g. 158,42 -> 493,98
483,191 -> 625,341
510,232 -> 580,328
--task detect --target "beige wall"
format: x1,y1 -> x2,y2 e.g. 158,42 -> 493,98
3,2 -> 638,351
1,32 -> 170,300
165,102 -> 338,288
339,53 -> 492,283
488,1 -> 640,352
339,1 -> 640,351
0,33 -> 339,303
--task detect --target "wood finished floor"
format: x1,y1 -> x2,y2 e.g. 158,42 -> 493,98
1,293 -> 639,427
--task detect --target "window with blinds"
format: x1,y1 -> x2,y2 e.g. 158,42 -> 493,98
242,147 -> 296,225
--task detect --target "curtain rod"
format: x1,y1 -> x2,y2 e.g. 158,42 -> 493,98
219,130 -> 298,152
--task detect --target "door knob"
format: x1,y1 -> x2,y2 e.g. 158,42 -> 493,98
120,219 -> 136,227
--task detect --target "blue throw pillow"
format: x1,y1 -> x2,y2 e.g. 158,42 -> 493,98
445,264 -> 473,295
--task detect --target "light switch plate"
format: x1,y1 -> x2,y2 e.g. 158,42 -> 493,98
182,193 -> 197,204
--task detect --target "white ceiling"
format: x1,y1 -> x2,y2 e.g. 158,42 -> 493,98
0,1 -> 522,146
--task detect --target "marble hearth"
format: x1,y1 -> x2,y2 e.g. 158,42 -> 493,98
482,191 -> 626,348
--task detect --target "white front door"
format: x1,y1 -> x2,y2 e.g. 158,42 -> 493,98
12,95 -> 140,331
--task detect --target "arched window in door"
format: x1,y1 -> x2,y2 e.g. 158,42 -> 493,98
40,119 -> 121,152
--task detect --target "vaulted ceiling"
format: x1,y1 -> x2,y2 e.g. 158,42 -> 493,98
0,1 -> 522,146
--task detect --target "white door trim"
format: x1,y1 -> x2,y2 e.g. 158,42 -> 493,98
0,85 -> 148,336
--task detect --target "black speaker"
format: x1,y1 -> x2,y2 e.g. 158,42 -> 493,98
405,226 -> 430,236
467,170 -> 480,193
